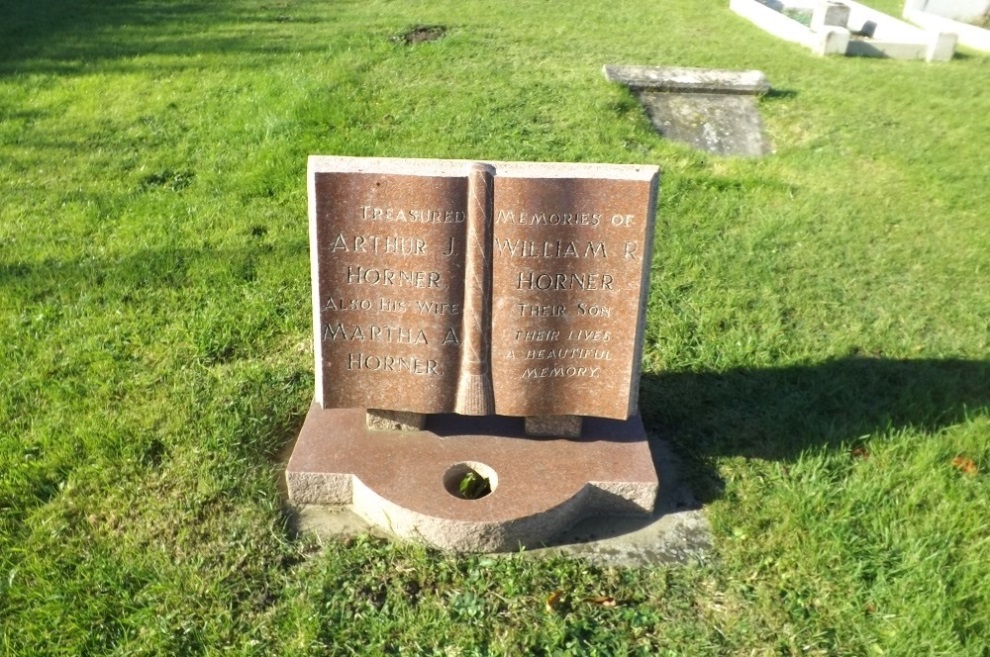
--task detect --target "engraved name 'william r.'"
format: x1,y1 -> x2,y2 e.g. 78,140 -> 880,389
495,239 -> 608,258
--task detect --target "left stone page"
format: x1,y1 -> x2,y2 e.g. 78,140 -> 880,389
309,158 -> 469,413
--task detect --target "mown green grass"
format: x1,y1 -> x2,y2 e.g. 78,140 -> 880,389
2,0 -> 989,654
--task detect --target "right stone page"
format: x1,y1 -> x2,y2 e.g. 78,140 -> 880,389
491,165 -> 657,420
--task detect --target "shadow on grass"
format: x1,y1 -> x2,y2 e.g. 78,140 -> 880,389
639,357 -> 990,502
6,242 -> 988,537
0,0 -> 325,76
763,87 -> 798,100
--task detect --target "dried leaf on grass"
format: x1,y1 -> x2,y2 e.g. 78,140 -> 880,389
584,595 -> 619,607
851,447 -> 870,459
951,456 -> 978,476
545,590 -> 563,612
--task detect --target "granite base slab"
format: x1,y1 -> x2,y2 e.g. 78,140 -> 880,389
285,403 -> 659,552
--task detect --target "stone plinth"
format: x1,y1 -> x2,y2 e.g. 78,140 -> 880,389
286,404 -> 658,552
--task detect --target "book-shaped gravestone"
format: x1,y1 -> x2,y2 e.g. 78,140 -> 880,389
286,156 -> 660,552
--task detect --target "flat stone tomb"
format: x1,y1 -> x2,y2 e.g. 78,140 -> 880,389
287,156 -> 661,552
730,0 -> 956,61
903,0 -> 990,53
603,65 -> 771,158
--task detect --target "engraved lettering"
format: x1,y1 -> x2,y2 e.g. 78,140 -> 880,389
576,303 -> 611,318
347,299 -> 372,311
360,206 -> 465,223
513,329 -> 561,341
516,304 -> 565,317
522,366 -> 601,379
566,330 -> 611,342
515,271 -> 614,291
442,328 -> 460,345
329,234 -> 427,255
416,300 -> 462,315
360,205 -> 465,224
524,348 -> 612,360
346,266 -> 441,288
347,352 -> 441,375
494,239 -> 608,258
378,298 -> 407,312
323,323 -> 428,344
585,241 -> 607,258
493,210 -> 603,226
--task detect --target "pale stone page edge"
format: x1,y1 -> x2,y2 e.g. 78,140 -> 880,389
308,155 -> 658,181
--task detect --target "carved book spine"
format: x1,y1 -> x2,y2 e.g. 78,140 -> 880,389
454,164 -> 496,415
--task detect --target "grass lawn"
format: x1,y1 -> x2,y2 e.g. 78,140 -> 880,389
2,0 -> 989,654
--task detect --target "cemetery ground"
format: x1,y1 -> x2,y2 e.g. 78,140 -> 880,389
1,0 -> 988,654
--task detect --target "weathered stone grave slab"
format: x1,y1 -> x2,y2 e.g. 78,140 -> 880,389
604,65 -> 771,157
286,156 -> 660,552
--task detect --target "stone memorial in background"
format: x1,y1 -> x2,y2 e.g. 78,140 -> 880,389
286,156 -> 660,552
604,65 -> 772,158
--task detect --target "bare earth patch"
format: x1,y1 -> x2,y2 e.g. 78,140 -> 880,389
392,24 -> 447,45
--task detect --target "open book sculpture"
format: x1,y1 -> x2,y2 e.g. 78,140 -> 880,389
286,156 -> 661,552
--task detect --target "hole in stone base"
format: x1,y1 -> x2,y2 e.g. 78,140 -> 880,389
443,462 -> 498,500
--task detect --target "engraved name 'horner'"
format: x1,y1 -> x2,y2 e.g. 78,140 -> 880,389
347,353 -> 441,375
516,272 -> 613,291
346,266 -> 441,288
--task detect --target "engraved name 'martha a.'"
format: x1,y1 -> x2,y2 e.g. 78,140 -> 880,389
309,157 -> 658,419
